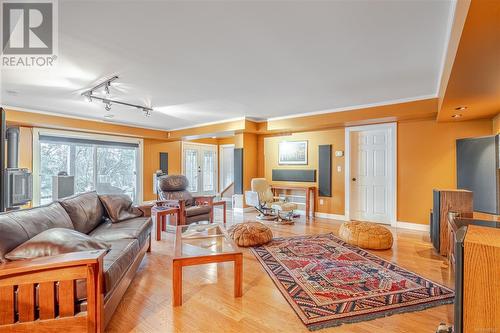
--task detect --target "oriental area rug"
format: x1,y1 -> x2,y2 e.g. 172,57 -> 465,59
251,233 -> 454,330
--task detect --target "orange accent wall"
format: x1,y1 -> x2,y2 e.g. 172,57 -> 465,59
143,140 -> 182,201
262,119 -> 492,224
398,118 -> 492,224
263,129 -> 345,216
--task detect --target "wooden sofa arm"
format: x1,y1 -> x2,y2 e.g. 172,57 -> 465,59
0,250 -> 106,333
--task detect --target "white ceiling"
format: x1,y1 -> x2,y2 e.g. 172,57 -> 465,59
1,0 -> 454,130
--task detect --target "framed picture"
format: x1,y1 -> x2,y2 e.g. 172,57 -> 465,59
278,141 -> 308,165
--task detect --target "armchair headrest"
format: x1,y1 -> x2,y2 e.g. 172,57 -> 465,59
159,175 -> 189,192
251,178 -> 270,193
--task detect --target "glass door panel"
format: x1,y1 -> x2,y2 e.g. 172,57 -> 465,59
184,148 -> 199,193
96,147 -> 138,201
39,142 -> 70,205
203,151 -> 215,192
183,143 -> 217,196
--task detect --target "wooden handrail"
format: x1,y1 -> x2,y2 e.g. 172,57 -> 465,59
220,182 -> 234,197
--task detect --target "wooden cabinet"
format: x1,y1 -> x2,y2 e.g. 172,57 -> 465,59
431,189 -> 473,256
463,225 -> 500,332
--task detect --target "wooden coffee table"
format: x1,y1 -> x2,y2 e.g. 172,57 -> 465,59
169,223 -> 243,306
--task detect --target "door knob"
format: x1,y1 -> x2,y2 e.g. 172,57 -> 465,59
352,178 -> 357,181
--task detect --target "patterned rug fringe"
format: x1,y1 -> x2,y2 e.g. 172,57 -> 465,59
251,233 -> 455,331
307,298 -> 454,331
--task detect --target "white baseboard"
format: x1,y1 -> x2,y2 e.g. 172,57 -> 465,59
232,207 -> 256,214
396,221 -> 430,232
314,212 -> 349,221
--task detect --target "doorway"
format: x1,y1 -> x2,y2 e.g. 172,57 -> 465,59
182,142 -> 217,196
345,123 -> 396,225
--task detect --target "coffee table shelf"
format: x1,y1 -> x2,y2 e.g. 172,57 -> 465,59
169,223 -> 243,306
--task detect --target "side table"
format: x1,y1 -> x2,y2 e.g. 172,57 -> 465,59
152,206 -> 180,241
212,200 -> 227,224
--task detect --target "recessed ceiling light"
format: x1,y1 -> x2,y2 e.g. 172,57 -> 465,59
452,114 -> 462,118
104,114 -> 114,119
455,106 -> 467,111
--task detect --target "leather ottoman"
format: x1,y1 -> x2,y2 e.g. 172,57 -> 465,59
339,221 -> 393,250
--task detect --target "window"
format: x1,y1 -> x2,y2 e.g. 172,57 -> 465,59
34,130 -> 142,205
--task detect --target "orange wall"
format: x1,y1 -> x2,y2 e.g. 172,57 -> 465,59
398,118 -> 492,224
143,140 -> 182,201
262,119 -> 493,224
493,113 -> 500,134
263,129 -> 345,215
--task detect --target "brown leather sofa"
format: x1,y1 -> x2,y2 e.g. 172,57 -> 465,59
157,174 -> 214,224
0,191 -> 152,333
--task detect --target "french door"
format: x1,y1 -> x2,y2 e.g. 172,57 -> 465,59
183,143 -> 217,196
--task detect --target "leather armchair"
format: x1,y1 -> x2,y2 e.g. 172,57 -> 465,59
157,175 -> 214,225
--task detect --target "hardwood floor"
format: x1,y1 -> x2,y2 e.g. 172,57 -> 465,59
107,211 -> 454,333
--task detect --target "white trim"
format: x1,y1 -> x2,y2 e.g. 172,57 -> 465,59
344,123 -> 397,227
314,212 -> 349,221
32,128 -> 144,206
232,207 -> 256,214
266,95 -> 436,121
396,221 -> 430,232
168,117 -> 246,132
5,105 -> 168,132
219,144 -> 235,193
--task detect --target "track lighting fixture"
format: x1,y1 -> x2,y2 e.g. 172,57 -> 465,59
104,101 -> 112,112
82,76 -> 153,116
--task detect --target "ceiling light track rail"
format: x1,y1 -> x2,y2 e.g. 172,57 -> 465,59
81,76 -> 153,116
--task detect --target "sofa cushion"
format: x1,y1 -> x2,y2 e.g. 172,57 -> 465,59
75,238 -> 140,300
103,239 -> 140,295
98,194 -> 143,223
59,191 -> 105,234
89,217 -> 152,248
186,213 -> 211,224
0,202 -> 74,263
186,205 -> 211,217
5,228 -> 110,261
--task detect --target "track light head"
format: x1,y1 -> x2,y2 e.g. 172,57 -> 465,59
104,83 -> 110,98
85,93 -> 92,103
104,101 -> 112,112
143,108 -> 152,117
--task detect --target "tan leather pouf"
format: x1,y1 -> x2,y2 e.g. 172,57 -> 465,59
228,222 -> 273,247
338,221 -> 393,250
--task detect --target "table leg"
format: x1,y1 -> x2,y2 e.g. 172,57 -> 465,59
172,260 -> 183,306
156,211 -> 162,241
161,214 -> 166,231
234,254 -> 243,298
223,202 -> 226,224
305,189 -> 310,219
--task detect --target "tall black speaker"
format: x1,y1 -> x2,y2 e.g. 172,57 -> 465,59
318,145 -> 332,197
234,148 -> 244,194
159,152 -> 168,174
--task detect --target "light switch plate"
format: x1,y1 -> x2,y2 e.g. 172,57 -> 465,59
335,150 -> 344,157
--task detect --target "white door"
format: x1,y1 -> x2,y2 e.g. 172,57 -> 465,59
349,127 -> 393,224
183,143 -> 217,196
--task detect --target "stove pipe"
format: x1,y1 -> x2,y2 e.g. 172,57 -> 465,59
6,127 -> 19,169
